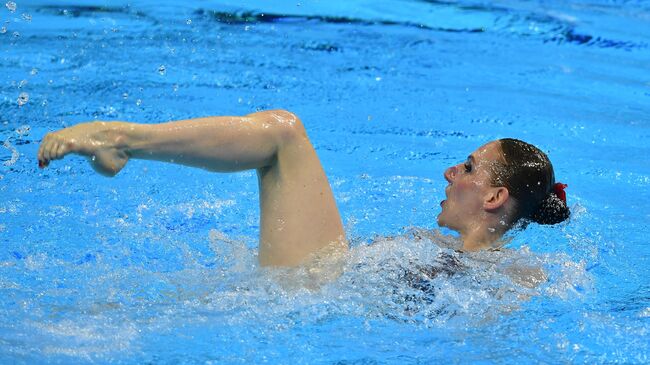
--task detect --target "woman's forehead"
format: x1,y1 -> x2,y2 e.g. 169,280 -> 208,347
471,141 -> 501,159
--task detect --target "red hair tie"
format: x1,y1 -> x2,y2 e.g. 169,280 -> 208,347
553,183 -> 568,204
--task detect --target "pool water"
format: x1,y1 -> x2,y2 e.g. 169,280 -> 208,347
1,0 -> 649,363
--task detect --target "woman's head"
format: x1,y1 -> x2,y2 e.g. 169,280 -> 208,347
491,138 -> 570,226
437,139 -> 569,247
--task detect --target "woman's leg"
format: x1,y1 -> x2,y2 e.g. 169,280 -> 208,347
37,110 -> 347,266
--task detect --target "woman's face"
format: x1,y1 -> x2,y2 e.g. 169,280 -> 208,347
437,141 -> 504,232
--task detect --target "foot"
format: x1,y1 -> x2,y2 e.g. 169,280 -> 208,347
37,122 -> 130,177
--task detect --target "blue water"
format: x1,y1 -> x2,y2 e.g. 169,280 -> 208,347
1,0 -> 649,363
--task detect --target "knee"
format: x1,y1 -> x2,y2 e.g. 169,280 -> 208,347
252,109 -> 307,141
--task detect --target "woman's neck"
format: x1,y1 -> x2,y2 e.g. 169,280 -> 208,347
459,223 -> 506,251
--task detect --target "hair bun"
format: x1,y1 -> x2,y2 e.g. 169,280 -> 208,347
530,192 -> 570,225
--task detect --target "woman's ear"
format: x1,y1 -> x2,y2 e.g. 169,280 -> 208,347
484,186 -> 509,211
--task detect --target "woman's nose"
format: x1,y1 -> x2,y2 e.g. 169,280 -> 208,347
444,165 -> 457,182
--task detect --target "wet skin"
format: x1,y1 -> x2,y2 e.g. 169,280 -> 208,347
38,111 -> 513,266
437,142 -> 513,251
38,110 -> 347,267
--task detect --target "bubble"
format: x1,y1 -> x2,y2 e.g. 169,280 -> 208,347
21,13 -> 31,22
12,31 -> 19,38
157,65 -> 166,76
122,92 -> 128,99
5,1 -> 16,13
136,99 -> 142,106
18,79 -> 27,88
17,92 -> 28,106
30,68 -> 38,75
186,19 -> 192,25
0,26 -> 6,34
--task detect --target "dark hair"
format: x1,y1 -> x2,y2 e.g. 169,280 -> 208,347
491,138 -> 570,226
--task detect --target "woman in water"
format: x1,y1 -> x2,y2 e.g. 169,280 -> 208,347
36,109 -> 570,267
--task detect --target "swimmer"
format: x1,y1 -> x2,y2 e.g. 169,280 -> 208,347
37,110 -> 570,267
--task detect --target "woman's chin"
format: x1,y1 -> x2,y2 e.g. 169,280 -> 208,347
436,213 -> 446,227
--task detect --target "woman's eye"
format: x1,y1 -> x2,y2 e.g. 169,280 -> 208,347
464,161 -> 472,173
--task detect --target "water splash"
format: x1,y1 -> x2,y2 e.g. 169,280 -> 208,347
2,139 -> 19,166
17,91 -> 28,106
5,1 -> 16,13
15,125 -> 30,136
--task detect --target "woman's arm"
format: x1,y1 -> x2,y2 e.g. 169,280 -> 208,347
38,110 -> 348,266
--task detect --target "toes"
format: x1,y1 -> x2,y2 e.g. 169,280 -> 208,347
38,134 -> 51,167
45,138 -> 57,162
55,142 -> 66,160
49,138 -> 60,160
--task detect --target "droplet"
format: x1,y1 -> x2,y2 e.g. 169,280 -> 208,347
17,92 -> 28,106
21,13 -> 31,22
5,1 -> 16,13
15,125 -> 30,136
186,19 -> 192,25
157,65 -> 166,75
487,227 -> 496,233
